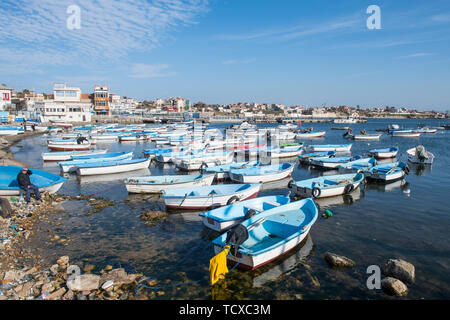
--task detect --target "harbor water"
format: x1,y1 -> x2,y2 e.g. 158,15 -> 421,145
10,118 -> 450,299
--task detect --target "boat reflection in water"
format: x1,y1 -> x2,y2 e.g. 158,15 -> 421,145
76,168 -> 151,184
260,177 -> 292,191
313,187 -> 363,208
251,235 -> 314,288
410,163 -> 432,176
364,178 -> 409,193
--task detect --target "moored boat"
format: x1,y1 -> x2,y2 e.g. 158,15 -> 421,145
298,151 -> 336,164
338,157 -> 377,173
75,158 -> 150,176
288,173 -> 364,198
309,144 -> 352,152
124,173 -> 215,194
406,145 -> 435,164
211,198 -> 318,270
47,143 -> 92,151
200,195 -> 291,232
368,147 -> 399,159
364,162 -> 409,181
295,131 -> 326,139
229,163 -> 294,183
161,183 -> 262,210
201,161 -> 260,180
0,166 -> 67,196
41,149 -> 108,161
310,155 -> 361,169
58,152 -> 133,173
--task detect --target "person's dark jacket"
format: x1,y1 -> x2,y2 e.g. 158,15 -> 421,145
17,169 -> 32,188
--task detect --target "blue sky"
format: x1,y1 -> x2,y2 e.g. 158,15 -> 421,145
1,0 -> 450,110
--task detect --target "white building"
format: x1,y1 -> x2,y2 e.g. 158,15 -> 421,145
34,83 -> 92,123
0,84 -> 12,111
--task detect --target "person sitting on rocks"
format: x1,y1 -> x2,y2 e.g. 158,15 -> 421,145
16,167 -> 41,204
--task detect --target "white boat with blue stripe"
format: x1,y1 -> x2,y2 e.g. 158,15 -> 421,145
211,198 -> 318,270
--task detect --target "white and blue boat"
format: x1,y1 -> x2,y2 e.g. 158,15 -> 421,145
338,157 -> 377,173
161,183 -> 262,210
125,173 -> 215,194
0,126 -> 25,136
75,158 -> 151,176
364,162 -> 409,181
298,151 -> 336,164
201,161 -> 260,180
41,149 -> 108,161
288,173 -> 365,198
310,155 -> 362,169
211,198 -> 318,270
58,152 -> 134,173
229,163 -> 295,183
0,166 -> 67,196
309,144 -> 352,152
200,195 -> 291,232
368,147 -> 399,159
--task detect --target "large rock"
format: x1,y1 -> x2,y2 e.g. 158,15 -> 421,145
384,259 -> 415,284
100,268 -> 138,287
57,256 -> 70,266
381,277 -> 408,296
323,252 -> 355,268
66,274 -> 100,292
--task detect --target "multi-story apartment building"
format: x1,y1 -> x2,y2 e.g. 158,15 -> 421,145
34,83 -> 92,122
93,85 -> 110,115
0,84 -> 12,111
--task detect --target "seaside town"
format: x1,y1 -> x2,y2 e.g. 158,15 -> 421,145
1,83 -> 448,125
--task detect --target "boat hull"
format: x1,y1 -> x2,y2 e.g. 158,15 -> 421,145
76,159 -> 150,176
125,174 -> 215,193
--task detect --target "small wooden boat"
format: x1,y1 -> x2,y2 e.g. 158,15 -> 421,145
352,133 -> 382,140
89,133 -> 119,141
0,166 -> 67,196
338,157 -> 377,173
47,138 -> 95,145
412,127 -> 437,134
47,143 -> 92,151
201,161 -> 260,180
124,173 -> 215,194
288,173 -> 364,198
58,152 -> 133,173
368,147 -> 398,159
269,146 -> 304,158
229,163 -> 295,183
75,158 -> 150,176
406,146 -> 435,164
309,144 -> 352,152
161,183 -> 261,210
176,152 -> 234,171
298,151 -> 336,164
200,195 -> 291,232
364,162 -> 409,181
119,133 -> 150,142
391,130 -> 421,138
41,149 -> 108,161
295,131 -> 326,139
0,126 -> 25,136
211,198 -> 318,270
310,155 -> 361,169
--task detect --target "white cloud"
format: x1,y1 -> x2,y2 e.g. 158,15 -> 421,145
213,15 -> 361,42
0,0 -> 209,61
222,59 -> 255,65
129,63 -> 176,78
400,53 -> 434,58
431,14 -> 450,22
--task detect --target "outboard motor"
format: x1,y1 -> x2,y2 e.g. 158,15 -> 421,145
225,224 -> 249,256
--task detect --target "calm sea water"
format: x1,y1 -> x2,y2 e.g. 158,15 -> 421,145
10,118 -> 450,299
